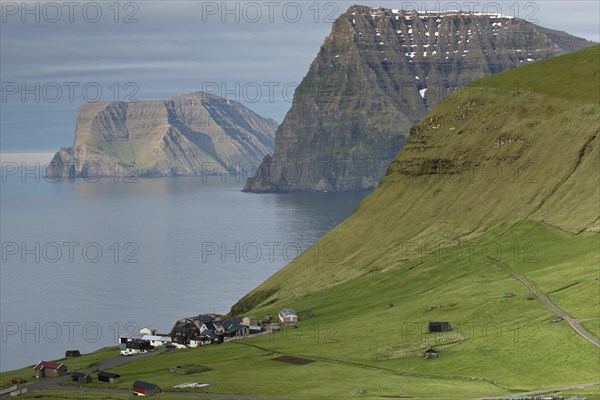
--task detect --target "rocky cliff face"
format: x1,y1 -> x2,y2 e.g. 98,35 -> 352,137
47,92 -> 277,178
244,5 -> 593,192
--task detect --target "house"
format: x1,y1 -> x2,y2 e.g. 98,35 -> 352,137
242,316 -> 261,332
126,339 -> 154,351
98,371 -> 121,384
170,319 -> 200,345
132,380 -> 161,396
262,314 -> 272,323
64,350 -> 80,358
33,361 -> 67,379
428,322 -> 452,333
221,317 -> 249,338
139,327 -> 157,336
71,372 -> 92,383
423,347 -> 440,359
279,308 -> 298,325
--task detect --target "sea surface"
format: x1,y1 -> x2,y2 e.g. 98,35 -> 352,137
0,174 -> 369,371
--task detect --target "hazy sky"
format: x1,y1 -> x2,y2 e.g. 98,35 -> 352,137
1,1 -> 598,152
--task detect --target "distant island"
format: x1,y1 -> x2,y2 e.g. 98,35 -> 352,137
46,92 -> 278,179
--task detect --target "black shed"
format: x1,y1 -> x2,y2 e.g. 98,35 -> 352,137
428,322 -> 451,333
97,371 -> 121,384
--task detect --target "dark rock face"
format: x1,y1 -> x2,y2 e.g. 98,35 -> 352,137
244,5 -> 593,192
46,92 -> 277,178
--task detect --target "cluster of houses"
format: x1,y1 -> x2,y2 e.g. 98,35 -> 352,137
118,309 -> 298,350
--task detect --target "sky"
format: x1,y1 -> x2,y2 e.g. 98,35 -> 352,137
1,0 -> 598,152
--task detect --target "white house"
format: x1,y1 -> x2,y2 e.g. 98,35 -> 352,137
139,327 -> 157,336
278,308 -> 298,325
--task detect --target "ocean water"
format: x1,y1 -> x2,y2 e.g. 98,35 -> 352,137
0,175 -> 368,371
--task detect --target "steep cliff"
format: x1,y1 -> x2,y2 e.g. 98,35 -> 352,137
244,5 -> 593,192
47,92 -> 277,178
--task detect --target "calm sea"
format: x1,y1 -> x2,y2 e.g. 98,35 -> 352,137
0,174 -> 368,371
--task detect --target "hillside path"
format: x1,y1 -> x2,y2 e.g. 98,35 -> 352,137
495,261 -> 600,348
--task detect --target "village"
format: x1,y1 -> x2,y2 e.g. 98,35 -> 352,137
7,315 -> 588,399
15,308 -> 301,397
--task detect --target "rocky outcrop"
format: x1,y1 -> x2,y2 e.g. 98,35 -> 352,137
46,92 -> 277,178
244,5 -> 594,192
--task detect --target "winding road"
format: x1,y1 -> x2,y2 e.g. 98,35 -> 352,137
495,260 -> 600,348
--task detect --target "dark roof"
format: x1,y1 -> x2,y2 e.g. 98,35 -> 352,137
170,320 -> 199,335
202,321 -> 217,331
34,361 -> 64,370
424,347 -> 439,353
133,380 -> 160,390
221,318 -> 245,333
98,371 -> 121,378
71,372 -> 90,378
196,314 -> 214,323
428,322 -> 450,326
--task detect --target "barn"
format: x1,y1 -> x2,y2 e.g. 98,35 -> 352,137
132,380 -> 161,396
428,322 -> 451,333
97,371 -> 121,384
33,361 -> 67,379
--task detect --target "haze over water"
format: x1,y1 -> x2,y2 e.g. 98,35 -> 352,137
0,174 -> 368,371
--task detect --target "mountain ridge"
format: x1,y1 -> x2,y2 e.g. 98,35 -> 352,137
244,5 -> 595,192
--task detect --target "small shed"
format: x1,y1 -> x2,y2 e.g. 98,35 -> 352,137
33,361 -> 67,379
98,371 -> 121,384
428,322 -> 451,333
423,347 -> 440,359
65,350 -> 81,358
132,380 -> 161,396
71,372 -> 92,383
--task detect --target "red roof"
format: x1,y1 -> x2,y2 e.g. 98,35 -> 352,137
34,361 -> 64,370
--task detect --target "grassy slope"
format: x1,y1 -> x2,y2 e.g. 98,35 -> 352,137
233,44 -> 599,308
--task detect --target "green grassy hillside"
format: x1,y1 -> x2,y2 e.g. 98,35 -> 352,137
233,44 -> 599,309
